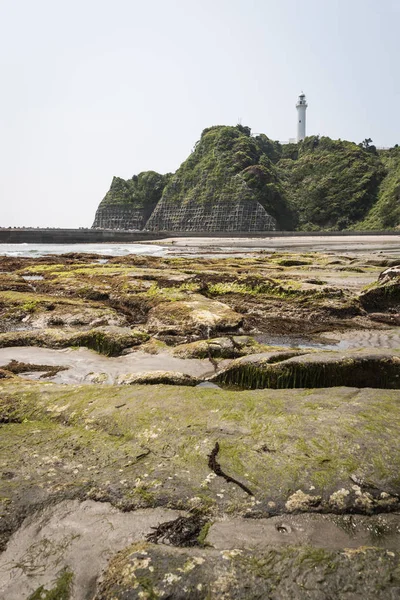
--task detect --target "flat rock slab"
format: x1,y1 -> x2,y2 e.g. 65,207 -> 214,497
95,541 -> 400,600
207,513 -> 400,551
1,382 -> 400,531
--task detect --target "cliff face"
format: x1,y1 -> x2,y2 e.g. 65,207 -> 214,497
92,171 -> 170,230
92,126 -> 400,232
145,126 -> 293,232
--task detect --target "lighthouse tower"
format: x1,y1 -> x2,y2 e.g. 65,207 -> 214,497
296,92 -> 308,142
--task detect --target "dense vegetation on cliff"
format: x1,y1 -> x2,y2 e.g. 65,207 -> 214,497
357,146 -> 400,230
145,125 -> 295,230
92,171 -> 171,229
93,126 -> 400,231
276,136 -> 388,230
100,171 -> 170,208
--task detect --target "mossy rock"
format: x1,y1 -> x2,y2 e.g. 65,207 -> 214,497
116,371 -> 200,386
360,269 -> 400,310
211,349 -> 400,389
276,258 -> 312,267
147,296 -> 243,336
0,326 -> 149,356
24,306 -> 126,329
173,336 -> 266,359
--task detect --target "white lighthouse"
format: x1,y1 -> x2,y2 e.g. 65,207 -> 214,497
296,92 -> 308,142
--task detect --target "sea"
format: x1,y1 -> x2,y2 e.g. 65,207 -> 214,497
0,243 -> 169,258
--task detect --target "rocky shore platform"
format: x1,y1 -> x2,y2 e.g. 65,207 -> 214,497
0,247 -> 400,598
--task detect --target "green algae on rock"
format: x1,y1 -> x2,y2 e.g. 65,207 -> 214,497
1,381 -> 400,540
172,336 -> 268,359
27,569 -> 73,600
116,371 -> 200,386
359,266 -> 400,310
0,326 -> 149,356
211,349 -> 400,389
2,378 -> 400,597
146,296 -> 243,337
94,542 -> 400,600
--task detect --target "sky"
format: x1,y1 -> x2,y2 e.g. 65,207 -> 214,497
0,0 -> 399,228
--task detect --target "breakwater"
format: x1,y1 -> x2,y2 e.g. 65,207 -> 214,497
0,228 -> 399,244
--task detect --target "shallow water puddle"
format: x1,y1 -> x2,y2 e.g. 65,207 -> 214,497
0,346 -> 215,384
254,333 -> 342,350
0,500 -> 180,600
255,328 -> 400,351
21,275 -> 44,281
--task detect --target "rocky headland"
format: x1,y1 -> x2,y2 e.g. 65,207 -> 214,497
0,247 -> 400,598
92,125 -> 400,233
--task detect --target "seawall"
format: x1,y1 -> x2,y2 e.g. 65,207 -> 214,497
0,228 -> 399,244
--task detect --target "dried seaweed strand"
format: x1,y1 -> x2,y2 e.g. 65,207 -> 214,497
208,442 -> 254,497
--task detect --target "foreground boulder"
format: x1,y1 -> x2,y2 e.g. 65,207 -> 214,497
1,382 -> 400,529
360,266 -> 400,310
173,336 -> 268,359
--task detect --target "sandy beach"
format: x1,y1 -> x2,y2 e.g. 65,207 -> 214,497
156,234 -> 400,255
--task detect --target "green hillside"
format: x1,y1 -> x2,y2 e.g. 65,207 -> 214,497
277,136 -> 387,230
357,146 -> 400,230
98,171 -> 170,209
93,126 -> 399,231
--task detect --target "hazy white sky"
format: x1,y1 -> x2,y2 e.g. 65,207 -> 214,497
1,0 -> 399,227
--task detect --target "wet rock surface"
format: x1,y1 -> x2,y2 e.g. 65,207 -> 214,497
0,500 -> 181,600
1,382 -> 400,598
95,542 -> 400,600
116,370 -> 201,386
0,250 -> 400,598
211,348 -> 400,389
